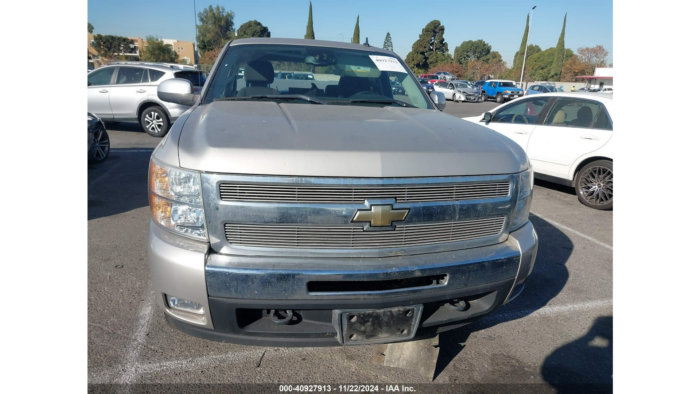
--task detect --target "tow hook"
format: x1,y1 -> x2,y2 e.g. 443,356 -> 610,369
445,299 -> 469,312
270,309 -> 294,325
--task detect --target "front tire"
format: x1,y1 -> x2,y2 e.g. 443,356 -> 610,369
496,93 -> 504,103
89,125 -> 110,164
140,106 -> 170,137
481,92 -> 487,102
574,160 -> 613,210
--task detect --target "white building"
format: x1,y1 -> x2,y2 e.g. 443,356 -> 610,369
576,67 -> 613,90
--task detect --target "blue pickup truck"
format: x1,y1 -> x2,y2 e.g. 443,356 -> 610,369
480,80 -> 524,103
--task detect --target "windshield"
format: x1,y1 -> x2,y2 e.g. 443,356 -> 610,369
453,82 -> 473,89
203,44 -> 433,109
500,82 -> 516,88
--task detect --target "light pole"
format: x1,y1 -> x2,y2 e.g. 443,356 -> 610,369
193,0 -> 198,65
520,5 -> 536,88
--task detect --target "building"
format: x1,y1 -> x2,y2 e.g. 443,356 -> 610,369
576,67 -> 613,90
161,39 -> 196,65
88,34 -> 195,66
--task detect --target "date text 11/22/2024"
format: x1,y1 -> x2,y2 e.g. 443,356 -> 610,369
279,385 -> 416,392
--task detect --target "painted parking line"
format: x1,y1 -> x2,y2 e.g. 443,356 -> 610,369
115,284 -> 155,391
531,211 -> 613,251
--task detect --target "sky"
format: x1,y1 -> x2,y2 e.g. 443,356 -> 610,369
88,0 -> 613,67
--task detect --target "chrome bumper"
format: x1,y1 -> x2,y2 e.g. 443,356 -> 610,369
148,220 -> 537,330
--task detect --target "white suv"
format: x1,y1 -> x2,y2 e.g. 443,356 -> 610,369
87,62 -> 206,137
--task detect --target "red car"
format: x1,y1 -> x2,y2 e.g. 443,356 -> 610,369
419,74 -> 445,84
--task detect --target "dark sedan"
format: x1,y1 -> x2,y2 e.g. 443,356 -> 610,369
88,113 -> 110,164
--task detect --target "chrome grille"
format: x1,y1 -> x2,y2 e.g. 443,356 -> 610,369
219,182 -> 510,203
224,216 -> 505,249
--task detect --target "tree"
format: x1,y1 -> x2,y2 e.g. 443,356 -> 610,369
141,36 -> 178,63
512,14 -> 530,82
88,23 -> 94,34
428,62 -> 465,78
91,35 -> 135,60
305,2 -> 315,39
577,45 -> 609,75
352,16 -> 360,44
523,47 -> 574,81
196,5 -> 235,54
235,20 -> 270,39
454,39 -> 491,65
482,51 -> 507,79
526,44 -> 542,58
383,32 -> 393,52
405,20 -> 451,73
550,13 -> 567,81
561,55 -> 588,82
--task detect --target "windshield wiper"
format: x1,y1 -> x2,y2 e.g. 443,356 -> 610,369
346,99 -> 417,108
213,94 -> 326,105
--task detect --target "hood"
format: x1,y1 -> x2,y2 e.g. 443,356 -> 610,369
176,102 -> 528,177
457,87 -> 479,94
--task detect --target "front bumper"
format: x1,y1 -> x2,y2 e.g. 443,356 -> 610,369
148,220 -> 537,346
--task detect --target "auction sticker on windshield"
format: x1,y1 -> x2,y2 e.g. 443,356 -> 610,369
369,56 -> 407,73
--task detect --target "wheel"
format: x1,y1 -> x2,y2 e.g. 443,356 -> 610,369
481,92 -> 487,102
89,124 -> 110,164
140,106 -> 170,137
451,93 -> 455,101
574,160 -> 613,210
496,93 -> 504,103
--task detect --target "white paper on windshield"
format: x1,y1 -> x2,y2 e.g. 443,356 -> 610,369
369,55 -> 407,73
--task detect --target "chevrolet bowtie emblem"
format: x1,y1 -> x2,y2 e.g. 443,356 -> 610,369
352,205 -> 409,228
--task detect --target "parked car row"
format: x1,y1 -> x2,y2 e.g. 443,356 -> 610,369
433,80 -> 480,102
87,62 -> 207,137
464,92 -> 613,210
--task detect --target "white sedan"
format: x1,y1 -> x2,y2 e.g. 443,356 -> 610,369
464,92 -> 613,210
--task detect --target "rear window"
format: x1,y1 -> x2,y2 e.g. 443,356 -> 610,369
499,82 -> 516,88
427,75 -> 438,79
174,71 -> 206,86
148,70 -> 165,82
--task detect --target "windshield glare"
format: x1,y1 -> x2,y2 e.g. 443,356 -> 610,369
454,83 -> 473,89
204,44 -> 432,109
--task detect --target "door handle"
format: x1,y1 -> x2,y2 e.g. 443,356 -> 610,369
580,134 -> 600,140
136,89 -> 146,93
514,130 -> 529,135
99,89 -> 108,93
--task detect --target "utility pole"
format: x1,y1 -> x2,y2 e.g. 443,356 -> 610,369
193,0 -> 198,65
520,5 -> 536,88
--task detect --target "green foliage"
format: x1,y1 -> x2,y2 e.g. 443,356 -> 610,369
383,32 -> 393,52
525,47 -> 574,81
352,16 -> 360,44
235,20 -> 271,39
550,13 -> 567,81
88,23 -> 94,34
454,40 -> 491,65
405,20 -> 450,73
197,5 -> 235,53
512,14 -> 530,81
305,2 -> 315,39
526,44 -> 542,57
142,36 -> 178,63
91,35 -> 135,60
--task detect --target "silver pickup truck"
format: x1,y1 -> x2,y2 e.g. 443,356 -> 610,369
147,38 -> 537,346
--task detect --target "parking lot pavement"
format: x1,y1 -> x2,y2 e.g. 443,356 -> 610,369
89,121 -> 611,390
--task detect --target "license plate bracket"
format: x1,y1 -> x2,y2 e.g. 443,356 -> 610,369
332,305 -> 423,345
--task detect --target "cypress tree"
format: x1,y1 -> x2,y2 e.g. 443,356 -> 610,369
512,14 -> 530,82
305,2 -> 315,39
352,16 -> 360,44
383,32 -> 393,51
550,13 -> 567,80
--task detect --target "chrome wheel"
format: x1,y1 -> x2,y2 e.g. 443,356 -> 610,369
578,166 -> 613,206
89,127 -> 110,164
145,111 -> 164,133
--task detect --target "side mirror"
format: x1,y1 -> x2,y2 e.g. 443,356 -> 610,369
158,79 -> 199,106
483,112 -> 492,124
430,91 -> 446,111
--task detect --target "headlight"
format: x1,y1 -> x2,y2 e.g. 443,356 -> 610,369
510,165 -> 534,231
504,90 -> 511,94
149,159 -> 207,240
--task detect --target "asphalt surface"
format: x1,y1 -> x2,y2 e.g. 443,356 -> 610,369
89,101 -> 612,392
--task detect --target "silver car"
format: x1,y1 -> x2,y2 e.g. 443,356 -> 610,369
434,80 -> 480,102
147,38 -> 537,347
87,62 -> 205,137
